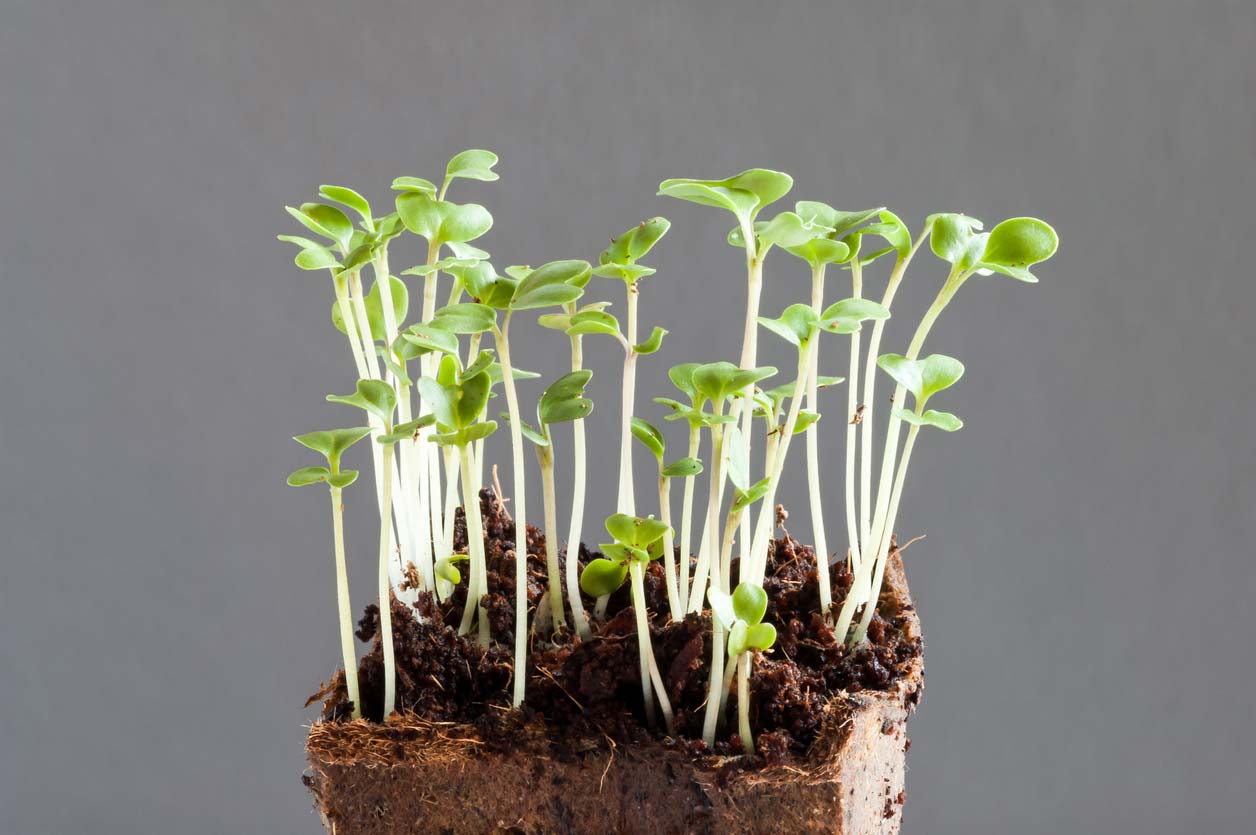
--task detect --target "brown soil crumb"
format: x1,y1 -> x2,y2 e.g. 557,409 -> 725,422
318,487 -> 922,762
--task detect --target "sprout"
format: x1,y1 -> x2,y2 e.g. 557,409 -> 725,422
652,363 -> 710,612
464,258 -> 588,705
504,370 -> 595,632
580,514 -> 675,732
326,379 -> 400,716
631,417 -> 703,621
660,171 -> 794,578
709,582 -> 778,754
418,357 -> 498,644
288,426 -> 372,719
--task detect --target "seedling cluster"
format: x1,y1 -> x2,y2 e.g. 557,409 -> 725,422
284,151 -> 1057,754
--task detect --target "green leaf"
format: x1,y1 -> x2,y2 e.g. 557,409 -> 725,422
757,211 -> 826,249
444,149 -> 500,185
319,185 -> 372,225
280,236 -> 342,271
538,369 -> 594,426
327,380 -> 396,424
293,426 -> 373,468
732,582 -> 768,625
633,326 -> 667,355
327,470 -> 359,489
460,420 -> 498,445
396,192 -> 493,245
758,304 -> 820,347
862,210 -> 912,259
591,261 -> 657,282
792,410 -> 820,434
332,275 -> 408,341
630,418 -> 665,461
338,243 -> 376,274
731,477 -> 770,513
455,262 -> 517,309
605,513 -> 669,548
744,622 -> 777,652
537,312 -> 573,331
287,466 -> 329,487
401,256 -> 481,277
691,362 -> 777,404
566,309 -> 623,339
726,620 -> 749,656
978,217 -> 1058,282
391,176 -> 438,196
918,354 -> 965,401
454,370 -> 492,428
434,554 -> 468,585
374,344 -> 413,387
893,407 -> 964,432
658,169 -> 793,226
708,587 -> 736,630
580,558 -> 629,596
662,457 -> 703,478
667,363 -> 701,401
877,354 -> 922,399
401,322 -> 459,356
432,302 -> 497,334
486,362 -> 540,387
929,213 -> 985,266
377,415 -> 436,444
461,350 -> 495,381
820,298 -> 891,334
510,282 -> 582,311
286,204 -> 354,251
515,259 -> 592,298
602,217 -> 671,264
784,235 -> 851,268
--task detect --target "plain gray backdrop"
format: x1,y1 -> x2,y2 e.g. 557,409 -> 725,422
2,1 -> 1253,833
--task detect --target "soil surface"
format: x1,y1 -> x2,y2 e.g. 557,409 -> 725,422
314,487 -> 922,762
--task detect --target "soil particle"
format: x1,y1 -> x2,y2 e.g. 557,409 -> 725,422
320,486 -> 922,761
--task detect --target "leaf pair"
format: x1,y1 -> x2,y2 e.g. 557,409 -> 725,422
708,583 -> 777,657
327,380 -> 396,425
416,368 -> 497,448
877,353 -> 966,431
931,214 -> 1058,282
593,217 -> 670,282
689,361 -> 778,406
287,427 -> 372,488
630,418 -> 704,477
658,169 -> 794,233
396,192 -> 493,247
579,514 -> 671,597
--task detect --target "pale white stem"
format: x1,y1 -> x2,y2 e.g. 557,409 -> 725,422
853,425 -> 919,644
376,443 -> 397,717
437,446 -> 460,602
330,486 -> 360,719
645,640 -> 676,735
333,276 -> 369,380
420,244 -> 445,564
735,239 -> 764,568
745,344 -> 816,586
687,419 -> 726,614
565,335 -> 592,640
495,315 -> 530,707
539,446 -> 567,629
617,284 -> 639,515
658,476 -> 683,622
457,445 -> 489,642
737,653 -> 754,754
677,425 -> 700,612
701,507 -> 742,743
629,562 -> 661,729
808,265 -> 834,612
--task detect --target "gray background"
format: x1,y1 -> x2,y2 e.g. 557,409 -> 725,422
2,1 -> 1253,833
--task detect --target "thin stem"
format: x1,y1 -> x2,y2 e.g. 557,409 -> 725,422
658,475 -> 683,622
677,424 -> 700,612
629,561 -> 658,729
565,334 -> 592,640
456,445 -> 483,637
807,264 -> 834,616
617,283 -> 639,515
702,507 -> 742,743
420,242 -> 445,570
859,232 -> 928,566
539,446 -> 567,630
330,486 -> 360,719
735,238 -> 764,568
853,424 -> 919,644
737,653 -> 754,754
687,411 -> 726,613
333,275 -> 369,380
377,442 -> 396,717
494,314 -> 529,707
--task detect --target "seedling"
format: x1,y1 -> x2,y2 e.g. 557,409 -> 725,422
326,379 -> 399,716
631,417 -> 703,621
417,356 -> 498,644
288,426 -> 372,719
504,370 -> 595,631
709,583 -> 777,754
652,363 -> 710,612
579,514 -> 676,732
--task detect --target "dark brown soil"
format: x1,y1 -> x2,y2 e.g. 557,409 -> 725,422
316,487 -> 922,762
